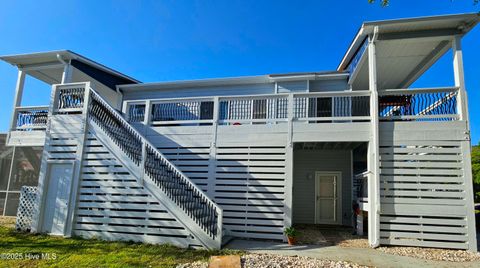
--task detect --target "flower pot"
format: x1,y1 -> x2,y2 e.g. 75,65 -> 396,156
287,236 -> 296,245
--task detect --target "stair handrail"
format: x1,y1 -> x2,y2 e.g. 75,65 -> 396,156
86,86 -> 222,240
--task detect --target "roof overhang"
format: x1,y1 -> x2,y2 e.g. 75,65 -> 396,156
0,50 -> 140,87
118,71 -> 348,92
338,13 -> 480,72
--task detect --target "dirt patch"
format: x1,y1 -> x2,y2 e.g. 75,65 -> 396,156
0,216 -> 16,228
377,246 -> 480,262
295,224 -> 369,248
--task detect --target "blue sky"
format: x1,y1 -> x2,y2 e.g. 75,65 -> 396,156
0,0 -> 479,144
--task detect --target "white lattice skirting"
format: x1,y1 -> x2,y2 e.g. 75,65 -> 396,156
15,186 -> 38,231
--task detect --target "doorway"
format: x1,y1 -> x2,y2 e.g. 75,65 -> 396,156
41,161 -> 74,235
315,171 -> 342,225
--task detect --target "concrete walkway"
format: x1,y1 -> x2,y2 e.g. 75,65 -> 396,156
226,239 -> 480,268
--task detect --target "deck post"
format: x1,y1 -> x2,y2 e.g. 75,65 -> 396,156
367,26 -> 381,248
61,63 -> 73,84
453,35 -> 477,252
8,70 -> 26,136
284,93 -> 294,240
207,97 -> 219,199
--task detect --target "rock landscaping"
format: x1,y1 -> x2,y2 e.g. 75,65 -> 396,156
377,246 -> 480,262
241,254 -> 369,268
177,254 -> 368,268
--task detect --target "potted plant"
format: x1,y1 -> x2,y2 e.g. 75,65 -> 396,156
284,226 -> 298,245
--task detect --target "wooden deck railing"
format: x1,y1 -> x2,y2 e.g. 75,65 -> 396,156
124,90 -> 374,126
123,87 -> 461,127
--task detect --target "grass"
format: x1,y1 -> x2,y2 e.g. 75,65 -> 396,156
0,225 -> 241,268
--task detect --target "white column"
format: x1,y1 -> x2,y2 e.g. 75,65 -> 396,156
367,27 -> 381,248
61,63 -> 73,84
283,93 -> 294,239
453,35 -> 477,252
8,70 -> 26,132
452,36 -> 468,122
207,97 -> 219,198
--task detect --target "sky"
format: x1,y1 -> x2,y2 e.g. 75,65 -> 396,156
0,0 -> 479,144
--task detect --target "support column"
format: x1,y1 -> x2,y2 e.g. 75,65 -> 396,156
283,93 -> 294,238
207,97 -> 220,199
453,35 -> 477,252
8,70 -> 26,133
367,27 -> 381,248
61,62 -> 73,84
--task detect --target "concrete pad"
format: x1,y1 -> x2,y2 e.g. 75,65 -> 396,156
208,255 -> 241,268
226,239 -> 480,268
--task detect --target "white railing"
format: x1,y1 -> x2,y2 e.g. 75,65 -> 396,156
293,91 -> 371,122
218,94 -> 289,125
53,83 -> 86,114
13,106 -> 49,131
124,90 -> 373,127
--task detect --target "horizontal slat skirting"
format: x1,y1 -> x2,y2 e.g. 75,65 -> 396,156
379,239 -> 468,250
380,231 -> 468,242
74,231 -> 199,248
380,224 -> 467,234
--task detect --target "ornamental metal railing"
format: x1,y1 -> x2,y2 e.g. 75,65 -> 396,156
14,106 -> 49,131
378,87 -> 459,121
87,88 -> 221,240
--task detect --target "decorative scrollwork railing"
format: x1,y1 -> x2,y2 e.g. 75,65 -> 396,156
379,87 -> 459,121
15,107 -> 49,130
87,89 -> 220,239
56,85 -> 85,112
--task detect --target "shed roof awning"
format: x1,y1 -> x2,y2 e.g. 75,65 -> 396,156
0,50 -> 140,89
338,13 -> 480,90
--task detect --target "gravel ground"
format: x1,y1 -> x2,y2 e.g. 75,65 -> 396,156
241,254 -> 369,268
177,254 -> 368,268
377,246 -> 480,262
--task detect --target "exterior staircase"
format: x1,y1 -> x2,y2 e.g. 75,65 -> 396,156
77,86 -> 223,249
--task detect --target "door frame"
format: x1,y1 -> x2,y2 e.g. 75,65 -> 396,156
314,171 -> 342,225
39,160 -> 75,235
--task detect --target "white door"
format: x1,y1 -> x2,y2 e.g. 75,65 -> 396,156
42,163 -> 74,235
315,172 -> 341,224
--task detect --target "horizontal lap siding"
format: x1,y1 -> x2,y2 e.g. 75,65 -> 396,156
379,122 -> 470,249
214,145 -> 287,240
73,134 -> 201,248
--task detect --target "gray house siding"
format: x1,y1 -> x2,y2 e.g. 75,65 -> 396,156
122,83 -> 275,101
309,79 -> 349,92
292,149 -> 352,225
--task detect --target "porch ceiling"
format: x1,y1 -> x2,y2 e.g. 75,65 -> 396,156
340,13 -> 480,90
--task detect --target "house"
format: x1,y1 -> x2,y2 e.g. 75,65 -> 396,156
1,13 -> 478,251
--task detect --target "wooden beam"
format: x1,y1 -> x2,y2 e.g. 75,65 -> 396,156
377,28 -> 462,41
